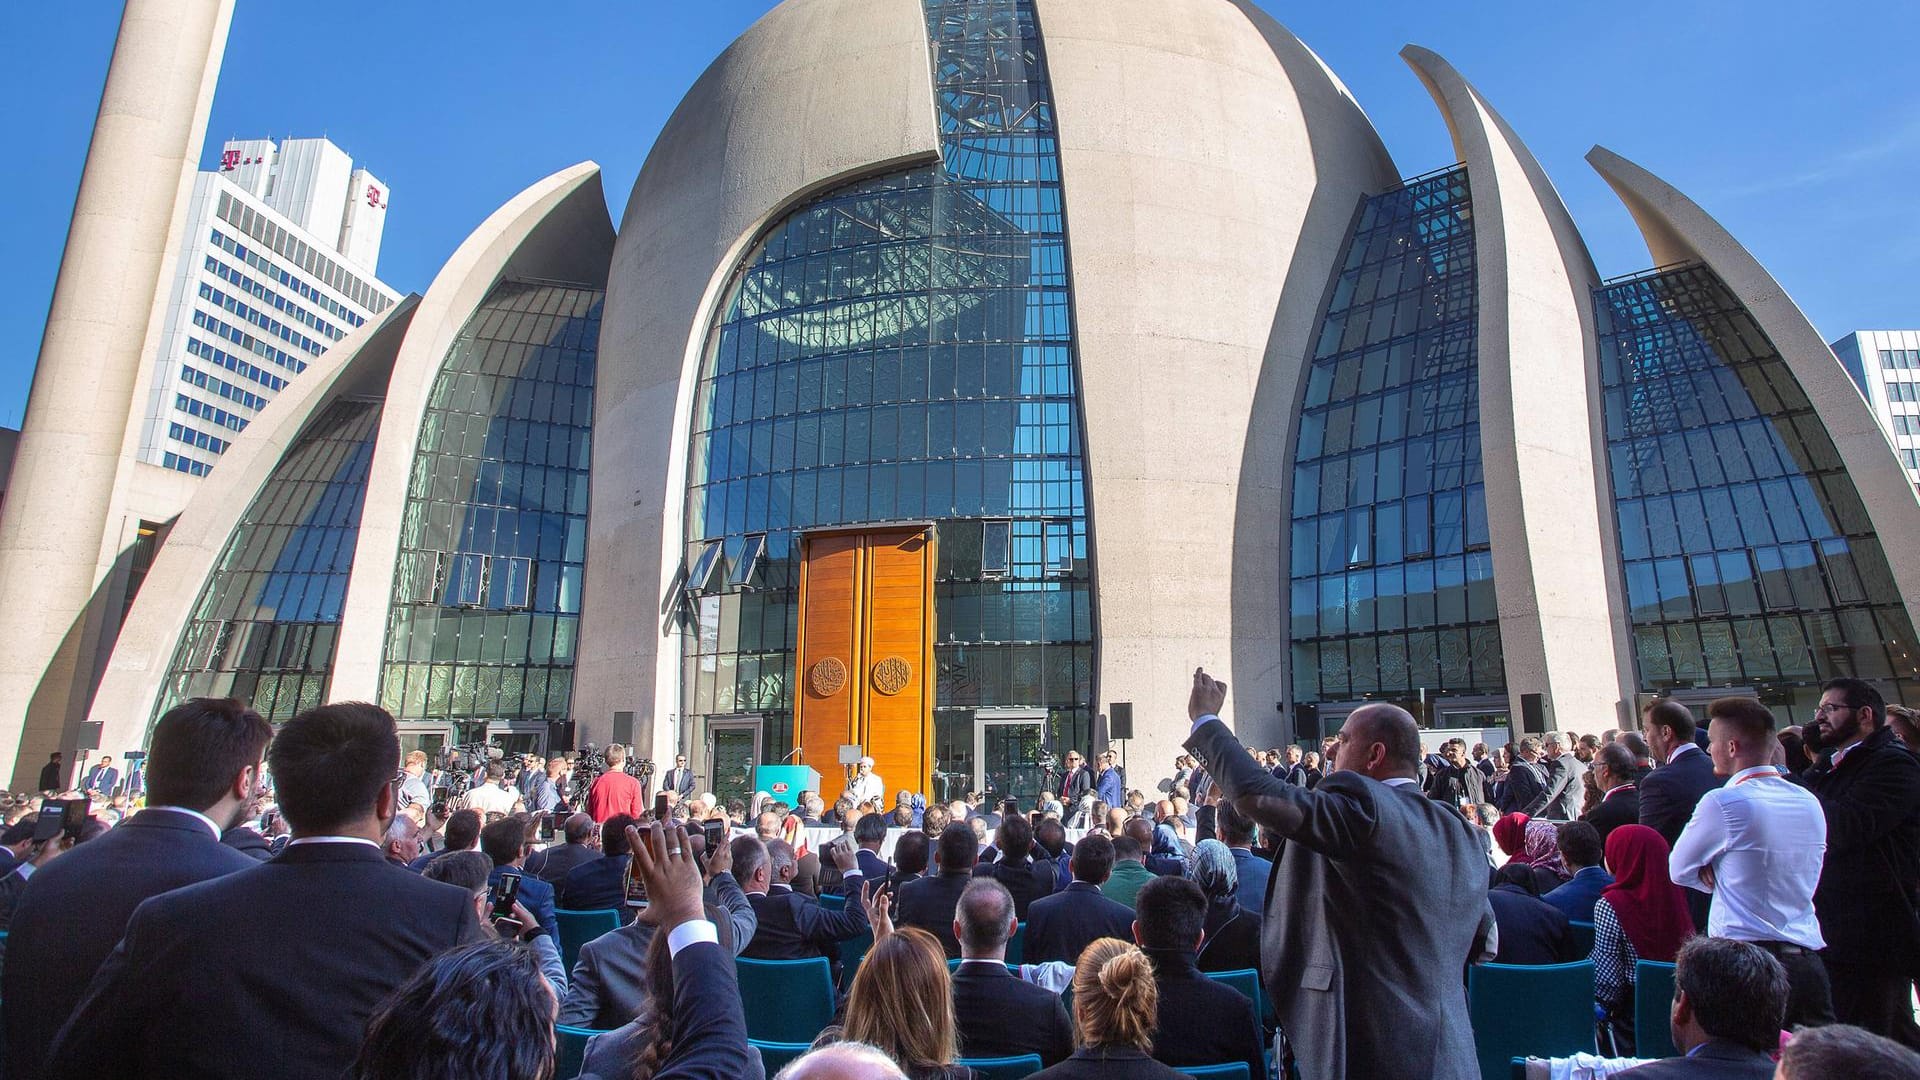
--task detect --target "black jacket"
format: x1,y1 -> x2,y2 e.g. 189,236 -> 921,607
1581,785 -> 1639,843
1144,947 -> 1266,1080
1024,881 -> 1134,965
972,855 -> 1056,920
652,939 -> 761,1079
560,853 -> 632,914
1197,899 -> 1262,974
1053,765 -> 1094,804
896,869 -> 975,957
1804,726 -> 1920,972
951,959 -> 1074,1065
1613,1038 -> 1776,1079
1486,884 -> 1572,965
1029,1046 -> 1188,1080
525,841 -> 599,885
1639,746 -> 1719,846
44,840 -> 482,1080
1497,760 -> 1550,816
741,880 -> 870,979
4,809 -> 259,1080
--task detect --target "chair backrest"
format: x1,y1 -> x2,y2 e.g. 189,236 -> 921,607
1176,1064 -> 1252,1079
554,1023 -> 605,1080
958,1053 -> 1044,1079
1634,960 -> 1679,1058
1566,920 -> 1595,959
1005,921 -> 1026,965
838,928 -> 874,991
736,956 -> 837,1043
749,1039 -> 812,1076
1204,967 -> 1273,1032
818,892 -> 847,911
1467,961 -> 1596,1080
553,909 -> 622,976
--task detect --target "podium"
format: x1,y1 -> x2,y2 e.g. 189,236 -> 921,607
753,765 -> 821,803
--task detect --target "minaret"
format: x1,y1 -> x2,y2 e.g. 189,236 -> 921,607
0,0 -> 235,785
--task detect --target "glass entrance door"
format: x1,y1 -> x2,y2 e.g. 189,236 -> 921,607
974,710 -> 1046,810
708,718 -> 762,811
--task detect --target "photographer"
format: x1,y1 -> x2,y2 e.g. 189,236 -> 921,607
422,851 -> 566,997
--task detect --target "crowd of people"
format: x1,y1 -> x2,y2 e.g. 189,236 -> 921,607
0,668 -> 1917,1079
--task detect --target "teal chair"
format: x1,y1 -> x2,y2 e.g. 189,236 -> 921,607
1177,1065 -> 1251,1079
554,1023 -> 605,1079
1566,920 -> 1596,959
737,956 -> 836,1043
553,909 -> 621,976
750,1040 -> 812,1075
1635,960 -> 1679,1058
839,929 -> 874,991
959,1054 -> 1043,1079
819,892 -> 847,911
1467,961 -> 1595,1080
1005,922 -> 1026,965
1205,968 -> 1274,1034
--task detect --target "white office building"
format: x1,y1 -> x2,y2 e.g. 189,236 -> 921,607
1831,330 -> 1920,489
139,136 -> 400,476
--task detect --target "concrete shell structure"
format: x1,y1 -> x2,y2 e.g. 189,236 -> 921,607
26,0 -> 1920,805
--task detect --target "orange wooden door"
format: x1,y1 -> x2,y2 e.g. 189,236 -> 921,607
793,528 -> 934,801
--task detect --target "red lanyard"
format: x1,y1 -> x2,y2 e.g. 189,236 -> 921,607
1731,768 -> 1788,786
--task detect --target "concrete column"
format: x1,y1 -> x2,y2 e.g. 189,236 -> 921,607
0,0 -> 234,785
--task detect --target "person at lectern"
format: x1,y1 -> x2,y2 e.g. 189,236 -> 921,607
848,756 -> 884,808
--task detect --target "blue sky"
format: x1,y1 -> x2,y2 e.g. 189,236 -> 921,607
4,2 -> 1917,427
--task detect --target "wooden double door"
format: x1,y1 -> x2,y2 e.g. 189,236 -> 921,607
794,527 -> 935,802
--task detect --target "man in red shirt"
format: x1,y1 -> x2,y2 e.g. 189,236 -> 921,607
585,744 -> 645,823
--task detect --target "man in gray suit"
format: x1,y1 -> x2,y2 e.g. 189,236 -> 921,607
1540,733 -> 1587,821
1183,668 -> 1485,1080
557,828 -> 757,1029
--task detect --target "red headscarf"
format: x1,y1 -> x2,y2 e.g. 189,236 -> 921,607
1600,824 -> 1693,963
1493,812 -> 1530,859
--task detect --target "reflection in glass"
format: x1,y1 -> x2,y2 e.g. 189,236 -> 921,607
1597,264 -> 1917,708
157,399 -> 381,727
683,0 -> 1094,799
1288,166 -> 1505,707
379,280 -> 602,727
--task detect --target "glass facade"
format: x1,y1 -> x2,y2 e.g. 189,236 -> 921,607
683,0 -> 1093,799
1598,264 -> 1919,711
378,280 -> 602,736
156,398 -> 381,726
1288,166 -> 1507,712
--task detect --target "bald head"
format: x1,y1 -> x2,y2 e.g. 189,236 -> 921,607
1122,816 -> 1153,848
1338,704 -> 1422,780
775,1043 -> 908,1080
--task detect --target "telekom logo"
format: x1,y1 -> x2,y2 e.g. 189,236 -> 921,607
220,149 -> 241,170
366,184 -> 384,209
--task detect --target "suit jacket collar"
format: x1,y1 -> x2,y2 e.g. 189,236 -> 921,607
1688,1039 -> 1772,1063
1065,881 -> 1102,895
127,807 -> 223,839
955,958 -> 1013,976
270,840 -> 387,865
1142,946 -> 1201,978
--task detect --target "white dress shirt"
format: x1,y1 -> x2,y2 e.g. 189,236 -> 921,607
1669,765 -> 1826,950
466,782 -> 522,815
847,772 -> 884,807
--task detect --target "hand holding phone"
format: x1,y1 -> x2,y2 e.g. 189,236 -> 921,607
488,872 -> 522,925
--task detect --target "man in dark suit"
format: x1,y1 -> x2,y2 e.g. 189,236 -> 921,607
852,811 -> 893,883
1487,880 -> 1573,964
36,752 -> 61,793
1615,937 -> 1788,1079
559,832 -> 755,1029
524,812 -> 600,884
1496,738 -> 1550,816
661,755 -> 697,802
1802,678 -> 1920,1047
897,822 -> 978,956
44,701 -> 483,1080
1540,821 -> 1613,923
1133,875 -> 1266,1080
558,814 -> 639,915
952,878 -> 1073,1066
1639,698 -> 1719,929
1185,669 -> 1484,1080
971,814 -> 1055,920
82,756 -> 118,798
1053,750 -> 1093,808
1581,742 -> 1640,842
889,829 -> 929,892
481,815 -> 556,937
740,836 -> 867,981
5,700 -> 268,1080
1025,831 -> 1134,964
1215,801 -> 1274,916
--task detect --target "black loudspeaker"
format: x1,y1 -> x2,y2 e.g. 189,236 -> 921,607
1108,702 -> 1134,741
1520,693 -> 1547,734
1294,703 -> 1320,742
75,722 -> 104,751
548,720 -> 577,753
612,711 -> 635,747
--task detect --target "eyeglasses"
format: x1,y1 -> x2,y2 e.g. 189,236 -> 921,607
1814,703 -> 1856,716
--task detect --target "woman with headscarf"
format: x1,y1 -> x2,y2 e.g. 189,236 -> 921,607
1591,824 -> 1693,1053
1489,813 -> 1567,896
1189,839 -> 1261,973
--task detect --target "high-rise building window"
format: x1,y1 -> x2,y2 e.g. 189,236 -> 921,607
1599,265 -> 1918,706
681,0 -> 1095,795
378,281 -> 601,734
1288,166 -> 1504,709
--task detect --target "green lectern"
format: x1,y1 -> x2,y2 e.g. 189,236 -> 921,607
754,765 -> 821,802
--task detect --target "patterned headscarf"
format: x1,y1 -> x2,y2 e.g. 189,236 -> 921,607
1522,819 -> 1570,880
1192,839 -> 1238,900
